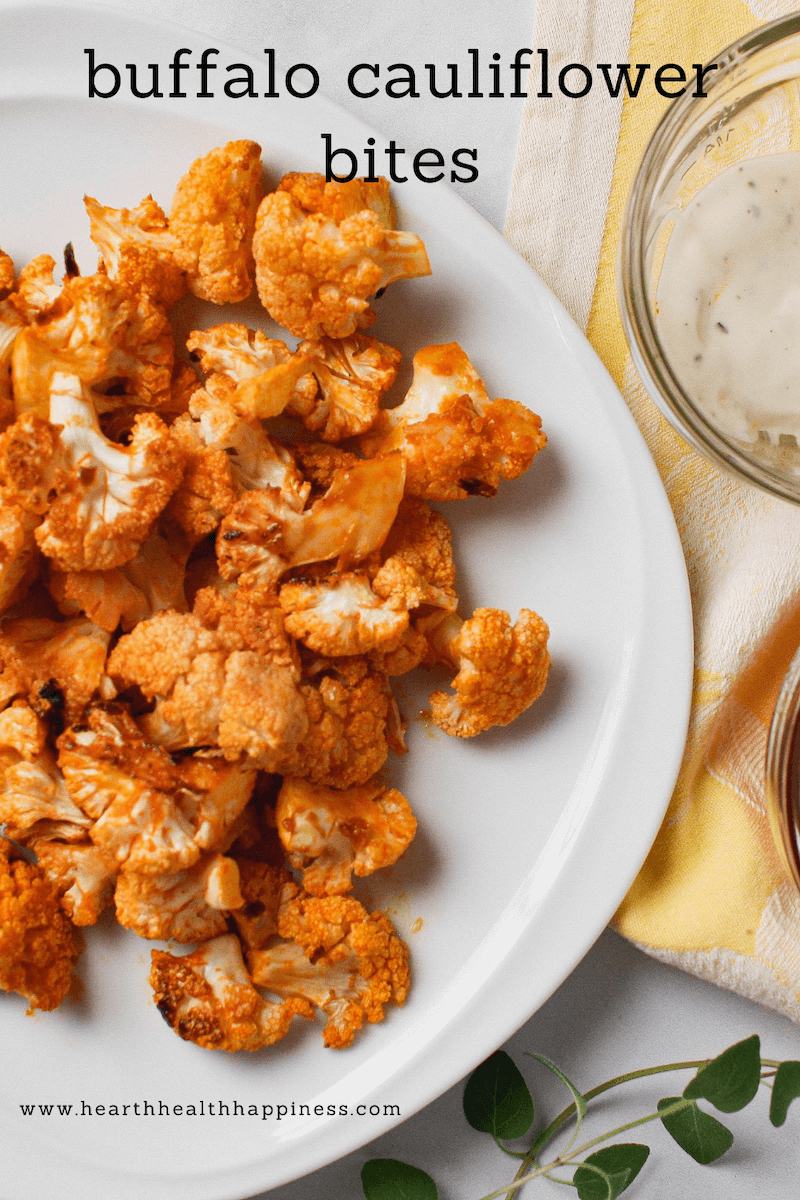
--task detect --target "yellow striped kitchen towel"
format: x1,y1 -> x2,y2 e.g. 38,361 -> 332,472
506,0 -> 800,1020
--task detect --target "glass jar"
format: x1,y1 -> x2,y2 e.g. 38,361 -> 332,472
619,12 -> 800,503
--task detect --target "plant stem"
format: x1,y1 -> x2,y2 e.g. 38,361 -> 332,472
495,1055 -> 783,1200
480,1099 -> 693,1200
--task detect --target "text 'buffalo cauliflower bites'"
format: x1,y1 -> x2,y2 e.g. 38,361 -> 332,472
0,139 -> 554,1057
253,174 -> 431,339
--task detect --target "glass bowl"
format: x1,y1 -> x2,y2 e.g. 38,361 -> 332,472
766,643 -> 800,890
619,12 -> 800,503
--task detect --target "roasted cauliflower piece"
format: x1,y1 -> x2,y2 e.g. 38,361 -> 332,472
0,838 -> 81,1012
84,194 -> 187,308
216,453 -> 405,590
0,503 -> 41,616
12,272 -> 175,417
0,248 -> 14,299
289,333 -> 401,441
115,851 -> 244,942
371,495 -> 457,618
276,775 -> 416,895
249,890 -> 410,1048
169,140 -> 263,305
0,615 -> 112,730
429,608 -> 550,736
187,323 -> 312,421
48,528 -> 189,632
253,173 -> 431,339
361,342 -> 547,500
0,742 -> 91,845
150,932 -> 313,1051
279,572 -> 408,656
231,858 -> 293,951
33,839 -> 116,925
21,371 -> 183,573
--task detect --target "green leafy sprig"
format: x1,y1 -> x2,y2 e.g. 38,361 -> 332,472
360,1035 -> 800,1200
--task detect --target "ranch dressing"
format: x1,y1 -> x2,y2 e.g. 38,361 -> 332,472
656,153 -> 800,442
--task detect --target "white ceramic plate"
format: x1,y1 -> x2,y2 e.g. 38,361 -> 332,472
0,6 -> 693,1199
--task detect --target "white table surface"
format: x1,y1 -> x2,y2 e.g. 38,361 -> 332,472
4,1 -> 800,1196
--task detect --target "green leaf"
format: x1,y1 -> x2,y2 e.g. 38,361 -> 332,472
769,1061 -> 800,1127
463,1050 -> 534,1140
683,1035 -> 761,1112
361,1159 -> 438,1200
658,1097 -> 733,1163
573,1144 -> 650,1200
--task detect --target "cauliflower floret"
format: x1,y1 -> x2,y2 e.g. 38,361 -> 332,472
276,775 -> 416,895
0,248 -> 14,299
361,343 -> 547,500
47,527 -> 189,632
253,173 -> 431,339
33,371 -> 183,572
0,838 -> 81,1012
33,840 -> 116,925
289,333 -> 401,441
169,140 -> 263,305
187,323 -> 312,421
0,293 -> 25,421
216,452 -> 405,590
216,650 -> 310,765
173,754 -> 258,851
279,657 -> 393,789
57,706 -> 199,874
291,442 -> 360,494
0,503 -> 41,616
371,495 -> 457,617
428,608 -> 550,736
250,890 -> 410,1047
0,615 -> 112,730
231,858 -> 293,951
12,272 -> 175,417
0,744 -> 91,845
150,932 -> 313,1051
7,255 -> 62,322
84,193 -> 187,307
0,410 -> 60,513
279,572 -> 408,656
115,852 -> 243,942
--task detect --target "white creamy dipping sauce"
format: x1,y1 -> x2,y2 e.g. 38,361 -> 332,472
656,152 -> 800,441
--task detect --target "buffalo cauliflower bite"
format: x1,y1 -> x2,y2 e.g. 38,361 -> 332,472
56,706 -> 201,874
0,248 -> 13,299
279,572 -> 408,657
0,742 -> 90,845
276,775 -> 416,895
216,453 -> 405,590
150,932 -> 313,1051
361,342 -> 547,500
249,890 -> 410,1047
115,851 -> 244,942
84,193 -> 187,308
0,410 -> 60,513
169,140 -> 263,305
7,255 -> 62,323
231,858 -> 293,950
289,333 -> 402,441
0,503 -> 41,616
33,840 -> 116,925
371,496 -> 457,618
429,608 -> 550,737
30,372 -> 183,572
187,323 -> 312,421
12,272 -> 175,418
278,657 -> 393,789
48,528 -> 189,632
0,615 -> 112,729
253,173 -> 431,339
0,838 -> 81,1012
